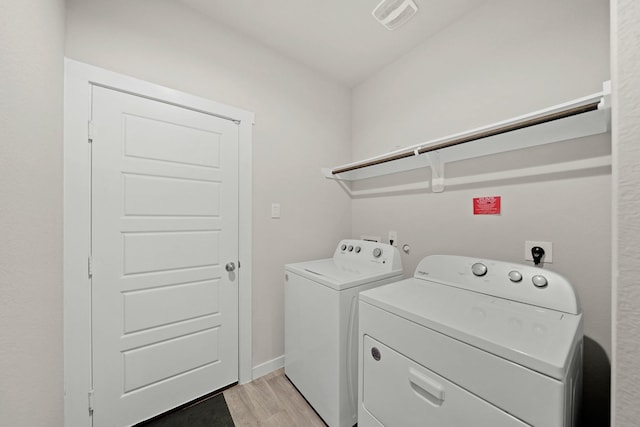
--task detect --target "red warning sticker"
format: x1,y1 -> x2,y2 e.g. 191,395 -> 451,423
473,196 -> 501,215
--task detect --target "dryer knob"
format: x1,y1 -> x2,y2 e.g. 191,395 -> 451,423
532,275 -> 548,288
373,248 -> 382,258
472,263 -> 488,277
355,246 -> 361,253
341,244 -> 347,251
348,245 -> 354,252
508,271 -> 523,283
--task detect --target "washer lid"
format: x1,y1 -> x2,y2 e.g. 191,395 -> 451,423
285,239 -> 403,290
286,258 -> 402,290
360,278 -> 583,380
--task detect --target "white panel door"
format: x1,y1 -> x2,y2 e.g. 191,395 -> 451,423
91,85 -> 239,427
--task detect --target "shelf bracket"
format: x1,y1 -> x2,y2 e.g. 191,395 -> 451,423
423,150 -> 445,193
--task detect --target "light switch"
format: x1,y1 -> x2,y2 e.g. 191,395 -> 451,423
271,203 -> 281,219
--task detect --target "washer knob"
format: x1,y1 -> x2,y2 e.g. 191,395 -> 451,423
348,245 -> 354,252
341,244 -> 347,251
373,248 -> 382,258
355,246 -> 361,253
508,271 -> 523,283
532,275 -> 548,288
471,263 -> 488,277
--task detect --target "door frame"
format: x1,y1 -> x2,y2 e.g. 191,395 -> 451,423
63,59 -> 254,427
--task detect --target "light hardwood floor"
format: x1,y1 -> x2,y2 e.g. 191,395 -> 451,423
223,369 -> 327,427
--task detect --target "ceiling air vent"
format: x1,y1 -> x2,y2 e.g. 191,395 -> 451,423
372,0 -> 418,31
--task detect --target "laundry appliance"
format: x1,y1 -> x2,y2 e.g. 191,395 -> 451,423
285,239 -> 403,427
358,255 -> 583,427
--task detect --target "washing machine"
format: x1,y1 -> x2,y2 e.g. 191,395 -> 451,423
358,255 -> 583,427
285,239 -> 403,427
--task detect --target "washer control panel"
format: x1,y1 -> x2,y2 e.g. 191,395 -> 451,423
414,255 -> 580,314
334,239 -> 401,269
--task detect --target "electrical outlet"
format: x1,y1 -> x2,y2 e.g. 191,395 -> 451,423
524,241 -> 553,263
388,230 -> 398,247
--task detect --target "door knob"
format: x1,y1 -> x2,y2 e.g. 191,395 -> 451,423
225,262 -> 236,272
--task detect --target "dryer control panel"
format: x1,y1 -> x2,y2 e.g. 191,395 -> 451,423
414,255 -> 580,315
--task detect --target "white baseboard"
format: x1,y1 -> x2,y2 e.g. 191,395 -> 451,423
251,355 -> 285,381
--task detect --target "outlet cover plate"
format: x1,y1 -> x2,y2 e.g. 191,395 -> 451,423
388,230 -> 398,246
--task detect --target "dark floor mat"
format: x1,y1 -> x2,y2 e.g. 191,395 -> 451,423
140,393 -> 235,427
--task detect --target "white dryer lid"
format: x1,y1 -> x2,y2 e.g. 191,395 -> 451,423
360,277 -> 583,380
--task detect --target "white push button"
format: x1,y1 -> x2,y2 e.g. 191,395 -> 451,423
471,263 -> 488,277
508,271 -> 523,282
532,275 -> 548,288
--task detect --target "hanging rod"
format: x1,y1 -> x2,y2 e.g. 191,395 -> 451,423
331,100 -> 601,176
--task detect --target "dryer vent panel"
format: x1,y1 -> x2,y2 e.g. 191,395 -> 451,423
372,0 -> 418,31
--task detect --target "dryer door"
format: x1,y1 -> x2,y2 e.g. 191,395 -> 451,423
361,336 -> 529,427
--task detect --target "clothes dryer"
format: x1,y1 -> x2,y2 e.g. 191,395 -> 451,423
285,239 -> 403,427
358,255 -> 583,427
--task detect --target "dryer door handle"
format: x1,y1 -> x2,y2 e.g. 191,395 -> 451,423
408,368 -> 445,407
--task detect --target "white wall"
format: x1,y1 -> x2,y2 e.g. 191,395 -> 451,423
612,0 -> 640,425
0,0 -> 66,425
351,0 -> 611,423
4,0 -> 638,425
65,0 -> 352,369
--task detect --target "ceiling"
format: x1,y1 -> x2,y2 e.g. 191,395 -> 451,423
177,0 -> 486,86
